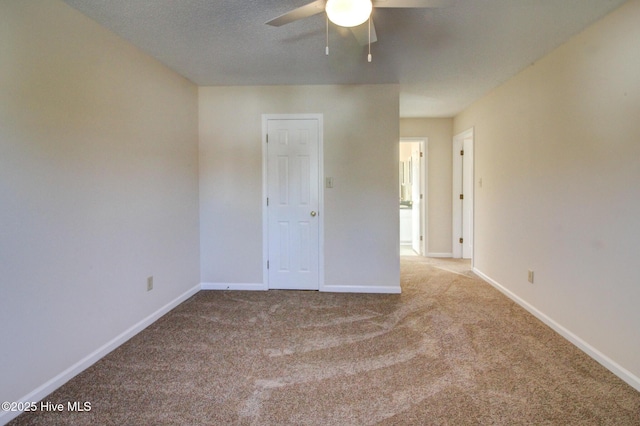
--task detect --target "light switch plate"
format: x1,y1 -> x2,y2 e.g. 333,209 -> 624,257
326,177 -> 333,188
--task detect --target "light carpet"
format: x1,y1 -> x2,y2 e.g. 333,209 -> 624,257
11,257 -> 640,425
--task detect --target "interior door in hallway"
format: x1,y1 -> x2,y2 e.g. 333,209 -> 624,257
266,118 -> 320,290
461,137 -> 473,258
453,128 -> 474,259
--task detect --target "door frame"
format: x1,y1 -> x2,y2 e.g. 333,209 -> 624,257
399,137 -> 428,256
452,127 -> 474,261
262,114 -> 325,290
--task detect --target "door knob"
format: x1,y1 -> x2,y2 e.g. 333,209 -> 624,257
310,211 -> 317,217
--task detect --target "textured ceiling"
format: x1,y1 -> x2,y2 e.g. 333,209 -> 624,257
62,0 -> 627,117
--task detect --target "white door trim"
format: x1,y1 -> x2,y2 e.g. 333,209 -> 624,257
399,137 -> 428,256
452,127 -> 474,261
262,114 -> 324,290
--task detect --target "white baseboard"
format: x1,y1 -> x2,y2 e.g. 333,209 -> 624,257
321,285 -> 402,294
426,252 -> 453,258
473,267 -> 640,393
201,283 -> 400,294
0,283 -> 201,426
200,282 -> 267,291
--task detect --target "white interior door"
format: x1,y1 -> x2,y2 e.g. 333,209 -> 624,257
453,129 -> 473,259
462,137 -> 473,258
462,138 -> 474,259
266,118 -> 320,290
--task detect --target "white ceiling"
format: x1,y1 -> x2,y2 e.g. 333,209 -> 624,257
62,0 -> 627,117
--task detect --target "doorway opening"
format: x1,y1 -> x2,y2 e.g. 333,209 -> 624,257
452,128 -> 474,262
399,138 -> 427,256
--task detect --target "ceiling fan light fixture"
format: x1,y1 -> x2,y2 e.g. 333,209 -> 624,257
325,0 -> 373,28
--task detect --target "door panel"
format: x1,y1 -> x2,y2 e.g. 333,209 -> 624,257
453,129 -> 473,259
267,119 -> 319,290
462,138 -> 473,258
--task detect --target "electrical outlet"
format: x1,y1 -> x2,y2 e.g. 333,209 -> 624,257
147,276 -> 153,291
527,270 -> 534,284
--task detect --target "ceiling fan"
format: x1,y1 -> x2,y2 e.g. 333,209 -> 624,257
266,0 -> 452,58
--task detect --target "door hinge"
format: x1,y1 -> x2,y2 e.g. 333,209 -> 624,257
266,134 -> 269,143
267,260 -> 270,269
266,197 -> 269,206
460,149 -> 464,156
459,194 -> 464,200
420,151 -> 423,157
420,194 -> 423,200
459,237 -> 464,244
420,236 -> 423,241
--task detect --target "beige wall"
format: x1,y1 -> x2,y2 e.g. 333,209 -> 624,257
400,118 -> 453,255
0,0 -> 200,409
199,85 -> 400,291
454,0 -> 640,387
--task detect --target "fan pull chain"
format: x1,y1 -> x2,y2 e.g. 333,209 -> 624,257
326,15 -> 329,55
368,16 -> 372,62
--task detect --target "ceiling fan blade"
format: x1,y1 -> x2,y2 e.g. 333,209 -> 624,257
350,20 -> 378,46
266,0 -> 327,27
372,0 -> 454,8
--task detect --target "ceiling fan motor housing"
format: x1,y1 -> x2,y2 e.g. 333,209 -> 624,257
326,0 -> 373,27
